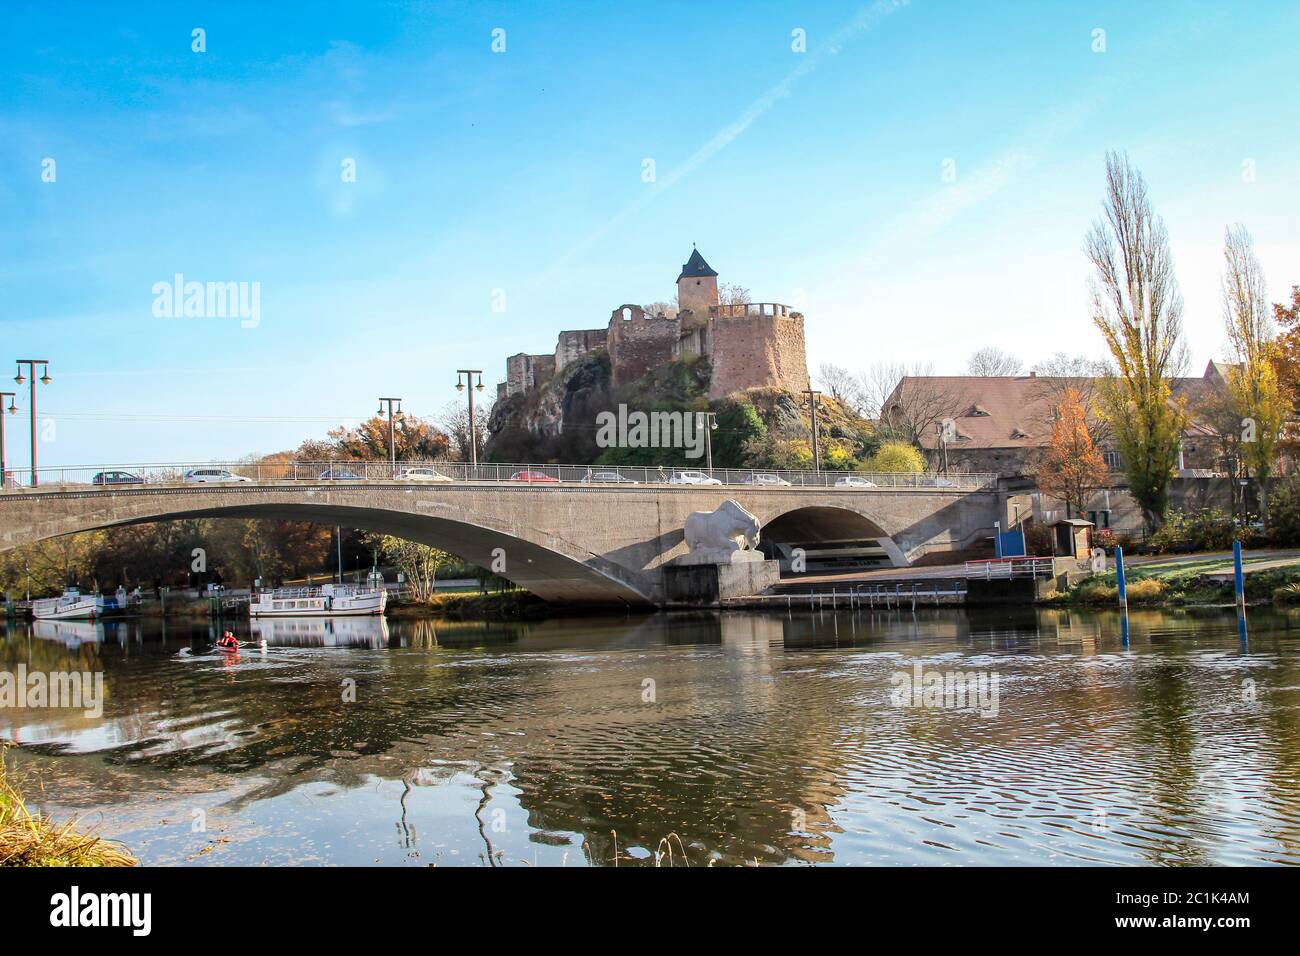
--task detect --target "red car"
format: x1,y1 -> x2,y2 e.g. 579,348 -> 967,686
509,470 -> 559,483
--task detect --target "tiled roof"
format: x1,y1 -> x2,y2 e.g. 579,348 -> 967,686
677,248 -> 718,280
890,373 -> 1214,450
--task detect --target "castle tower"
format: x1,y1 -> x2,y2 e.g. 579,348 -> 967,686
676,247 -> 719,316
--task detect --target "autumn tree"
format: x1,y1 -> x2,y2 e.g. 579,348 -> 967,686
1220,225 -> 1286,525
1036,389 -> 1109,518
866,441 -> 926,474
1271,285 -> 1300,411
329,414 -> 449,462
1087,152 -> 1188,532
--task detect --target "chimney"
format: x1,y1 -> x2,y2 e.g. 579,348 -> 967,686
1028,371 -> 1036,378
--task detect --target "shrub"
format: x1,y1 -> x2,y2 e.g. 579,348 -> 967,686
1148,508 -> 1237,554
1269,477 -> 1300,547
866,441 -> 925,474
1273,582 -> 1300,605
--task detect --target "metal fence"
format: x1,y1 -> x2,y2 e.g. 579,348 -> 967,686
0,460 -> 999,493
964,557 -> 1056,579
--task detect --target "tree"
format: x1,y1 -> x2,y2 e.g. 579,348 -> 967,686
1036,389 -> 1109,518
437,400 -> 492,463
966,347 -> 1023,376
866,441 -> 926,474
817,362 -> 867,414
329,414 -> 450,462
1086,152 -> 1188,532
718,282 -> 751,305
1028,353 -> 1112,448
1221,225 -> 1286,525
363,534 -> 456,600
1271,285 -> 1300,411
866,362 -> 962,446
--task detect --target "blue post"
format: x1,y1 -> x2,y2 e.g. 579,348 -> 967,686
1115,545 -> 1128,610
1233,539 -> 1245,608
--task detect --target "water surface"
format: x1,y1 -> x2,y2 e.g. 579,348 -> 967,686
2,607 -> 1298,866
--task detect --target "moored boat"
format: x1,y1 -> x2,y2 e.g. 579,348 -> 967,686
248,583 -> 386,618
31,587 -> 103,621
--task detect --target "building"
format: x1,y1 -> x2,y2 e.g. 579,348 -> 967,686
883,362 -> 1243,534
497,249 -> 810,400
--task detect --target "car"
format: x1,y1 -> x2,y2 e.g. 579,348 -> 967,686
92,471 -> 145,486
581,471 -> 638,484
835,476 -> 878,489
921,477 -> 957,488
184,468 -> 251,483
510,470 -> 560,483
742,473 -> 792,487
398,467 -> 454,483
318,467 -> 364,481
670,470 -> 722,486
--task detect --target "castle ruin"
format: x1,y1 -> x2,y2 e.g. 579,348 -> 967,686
498,249 -> 810,401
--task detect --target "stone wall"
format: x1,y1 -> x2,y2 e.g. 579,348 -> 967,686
606,305 -> 681,389
555,328 -> 608,375
706,308 -> 809,399
505,352 -> 557,398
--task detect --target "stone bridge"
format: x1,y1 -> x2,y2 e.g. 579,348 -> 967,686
0,481 -> 1000,605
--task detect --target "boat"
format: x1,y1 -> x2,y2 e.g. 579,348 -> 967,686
248,583 -> 386,618
31,587 -> 103,621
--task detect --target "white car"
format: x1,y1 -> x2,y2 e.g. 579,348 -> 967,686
398,467 -> 454,483
743,473 -> 792,487
670,470 -> 722,486
184,468 -> 251,483
835,475 -> 878,488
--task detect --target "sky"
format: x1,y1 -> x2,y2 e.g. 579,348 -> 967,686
1,0 -> 1297,469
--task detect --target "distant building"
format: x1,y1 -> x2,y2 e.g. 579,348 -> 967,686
497,249 -> 810,400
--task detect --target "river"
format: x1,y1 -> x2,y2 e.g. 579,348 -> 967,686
2,607 -> 1298,866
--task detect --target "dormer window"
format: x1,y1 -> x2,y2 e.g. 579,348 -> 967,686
1011,426 -> 1031,440
968,404 -> 989,417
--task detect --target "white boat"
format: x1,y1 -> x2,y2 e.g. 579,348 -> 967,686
249,583 -> 386,618
31,587 -> 103,621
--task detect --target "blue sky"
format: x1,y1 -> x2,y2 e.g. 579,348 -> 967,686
1,0 -> 1297,467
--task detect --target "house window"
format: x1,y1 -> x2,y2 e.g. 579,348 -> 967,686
1103,451 -> 1121,471
1087,510 -> 1110,529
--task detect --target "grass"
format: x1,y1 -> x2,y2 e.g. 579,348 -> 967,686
1052,562 -> 1300,607
0,746 -> 136,867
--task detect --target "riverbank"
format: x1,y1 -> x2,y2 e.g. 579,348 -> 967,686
385,589 -> 553,620
1048,562 -> 1300,607
0,747 -> 136,867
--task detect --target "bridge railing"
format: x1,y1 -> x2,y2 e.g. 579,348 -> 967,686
0,461 -> 999,492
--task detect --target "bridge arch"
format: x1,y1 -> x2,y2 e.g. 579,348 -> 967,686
0,489 -> 655,605
757,505 -> 907,574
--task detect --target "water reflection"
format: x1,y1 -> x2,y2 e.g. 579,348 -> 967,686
1,607 -> 1298,866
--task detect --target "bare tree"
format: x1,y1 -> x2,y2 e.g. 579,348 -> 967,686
816,362 -> 866,414
438,399 -> 493,463
966,347 -> 1023,376
1027,352 -> 1113,449
642,297 -> 677,316
719,282 -> 751,305
862,361 -> 962,445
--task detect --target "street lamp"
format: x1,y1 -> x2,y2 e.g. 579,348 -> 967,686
14,360 -> 50,487
455,369 -> 485,469
697,411 -> 719,473
0,391 -> 17,489
377,397 -> 403,477
802,388 -> 823,473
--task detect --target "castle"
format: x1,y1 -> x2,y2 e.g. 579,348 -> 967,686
498,249 -> 810,401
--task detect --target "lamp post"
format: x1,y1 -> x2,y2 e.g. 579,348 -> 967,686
14,360 -> 50,487
0,391 -> 16,489
697,411 -> 718,473
455,369 -> 485,470
802,388 -> 822,473
377,397 -> 403,477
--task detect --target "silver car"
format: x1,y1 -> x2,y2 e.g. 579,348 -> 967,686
670,470 -> 722,486
184,468 -> 251,483
743,473 -> 792,487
